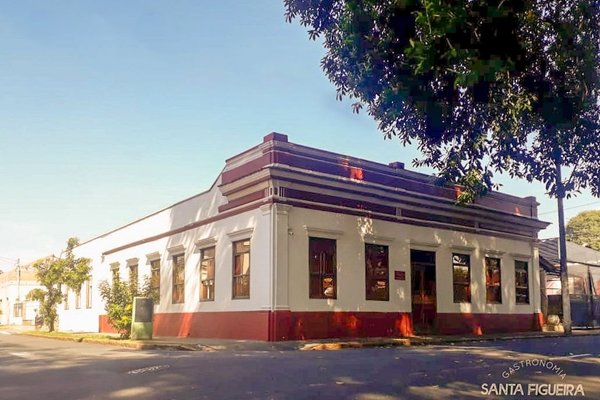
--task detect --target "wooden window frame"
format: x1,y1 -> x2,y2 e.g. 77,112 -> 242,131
365,243 -> 389,301
129,264 -> 139,292
150,259 -> 161,304
75,285 -> 82,309
232,240 -> 251,299
86,280 -> 93,309
110,264 -> 120,285
14,302 -> 24,318
515,260 -> 530,304
485,257 -> 502,304
200,246 -> 216,301
309,237 -> 337,299
172,253 -> 185,304
452,253 -> 471,303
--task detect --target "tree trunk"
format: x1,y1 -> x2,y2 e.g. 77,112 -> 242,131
556,160 -> 572,334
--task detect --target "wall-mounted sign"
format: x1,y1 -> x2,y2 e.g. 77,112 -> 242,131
394,271 -> 406,281
134,298 -> 154,323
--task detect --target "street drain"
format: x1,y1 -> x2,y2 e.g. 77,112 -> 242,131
127,364 -> 170,375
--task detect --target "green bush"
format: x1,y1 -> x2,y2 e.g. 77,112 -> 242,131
98,276 -> 155,339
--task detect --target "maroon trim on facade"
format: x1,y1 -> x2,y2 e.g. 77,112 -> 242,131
479,222 -> 534,238
218,190 -> 266,213
436,312 -> 544,335
263,132 -> 288,143
219,175 -> 271,196
270,170 -> 546,232
401,209 -> 474,228
273,198 -> 536,242
270,311 -> 413,341
152,311 -> 271,340
279,152 -> 454,198
271,151 -> 536,217
102,202 -> 265,255
285,188 -> 397,216
103,189 -> 536,258
221,152 -> 273,185
220,140 -> 538,219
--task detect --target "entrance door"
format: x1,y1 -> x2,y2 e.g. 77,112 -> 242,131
411,250 -> 437,333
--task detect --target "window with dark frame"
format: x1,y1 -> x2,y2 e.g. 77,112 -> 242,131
75,285 -> 82,309
86,280 -> 92,309
232,240 -> 250,299
129,264 -> 139,291
111,264 -> 119,285
309,237 -> 337,299
150,259 -> 161,304
452,253 -> 471,303
14,303 -> 24,317
365,243 -> 389,301
172,254 -> 185,304
200,247 -> 215,301
515,260 -> 530,304
64,288 -> 70,310
485,257 -> 502,303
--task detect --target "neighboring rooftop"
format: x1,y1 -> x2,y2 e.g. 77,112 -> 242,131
539,238 -> 600,272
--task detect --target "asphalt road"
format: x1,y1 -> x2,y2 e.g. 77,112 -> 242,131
1,332 -> 599,400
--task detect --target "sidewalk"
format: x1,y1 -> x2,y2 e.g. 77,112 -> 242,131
145,328 -> 600,352
5,324 -> 599,352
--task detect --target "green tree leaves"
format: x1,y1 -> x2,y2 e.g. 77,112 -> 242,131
566,210 -> 600,251
284,0 -> 600,199
98,275 -> 155,339
27,238 -> 91,332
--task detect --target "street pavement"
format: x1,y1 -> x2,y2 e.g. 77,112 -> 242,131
1,331 -> 599,399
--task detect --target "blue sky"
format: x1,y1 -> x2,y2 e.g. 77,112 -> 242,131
0,1 -> 598,269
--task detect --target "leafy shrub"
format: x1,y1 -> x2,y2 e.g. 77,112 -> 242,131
98,276 -> 155,339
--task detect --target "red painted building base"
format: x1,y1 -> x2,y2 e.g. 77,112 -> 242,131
98,311 -> 542,341
270,311 -> 414,341
436,312 -> 544,335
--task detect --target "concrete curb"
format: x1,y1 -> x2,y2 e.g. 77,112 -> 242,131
298,333 -> 569,351
18,332 -> 202,351
15,329 -> 599,352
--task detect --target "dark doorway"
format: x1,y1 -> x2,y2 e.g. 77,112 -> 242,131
411,249 -> 437,333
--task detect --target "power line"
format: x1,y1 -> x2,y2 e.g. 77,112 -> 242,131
538,201 -> 600,216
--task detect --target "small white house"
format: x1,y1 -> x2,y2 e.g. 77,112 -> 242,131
0,262 -> 45,326
57,133 -> 549,340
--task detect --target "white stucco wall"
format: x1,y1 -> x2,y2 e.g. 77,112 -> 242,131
284,206 -> 541,315
56,184 -> 542,333
0,281 -> 41,325
57,182 -> 273,332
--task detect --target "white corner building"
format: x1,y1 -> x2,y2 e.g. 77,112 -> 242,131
57,133 -> 549,340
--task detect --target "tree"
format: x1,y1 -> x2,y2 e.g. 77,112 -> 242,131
98,275 -> 155,339
27,238 -> 91,332
285,0 -> 600,333
566,210 -> 600,251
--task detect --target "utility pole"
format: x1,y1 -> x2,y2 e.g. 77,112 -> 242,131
16,258 -> 21,303
0,256 -> 21,324
556,157 -> 572,335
